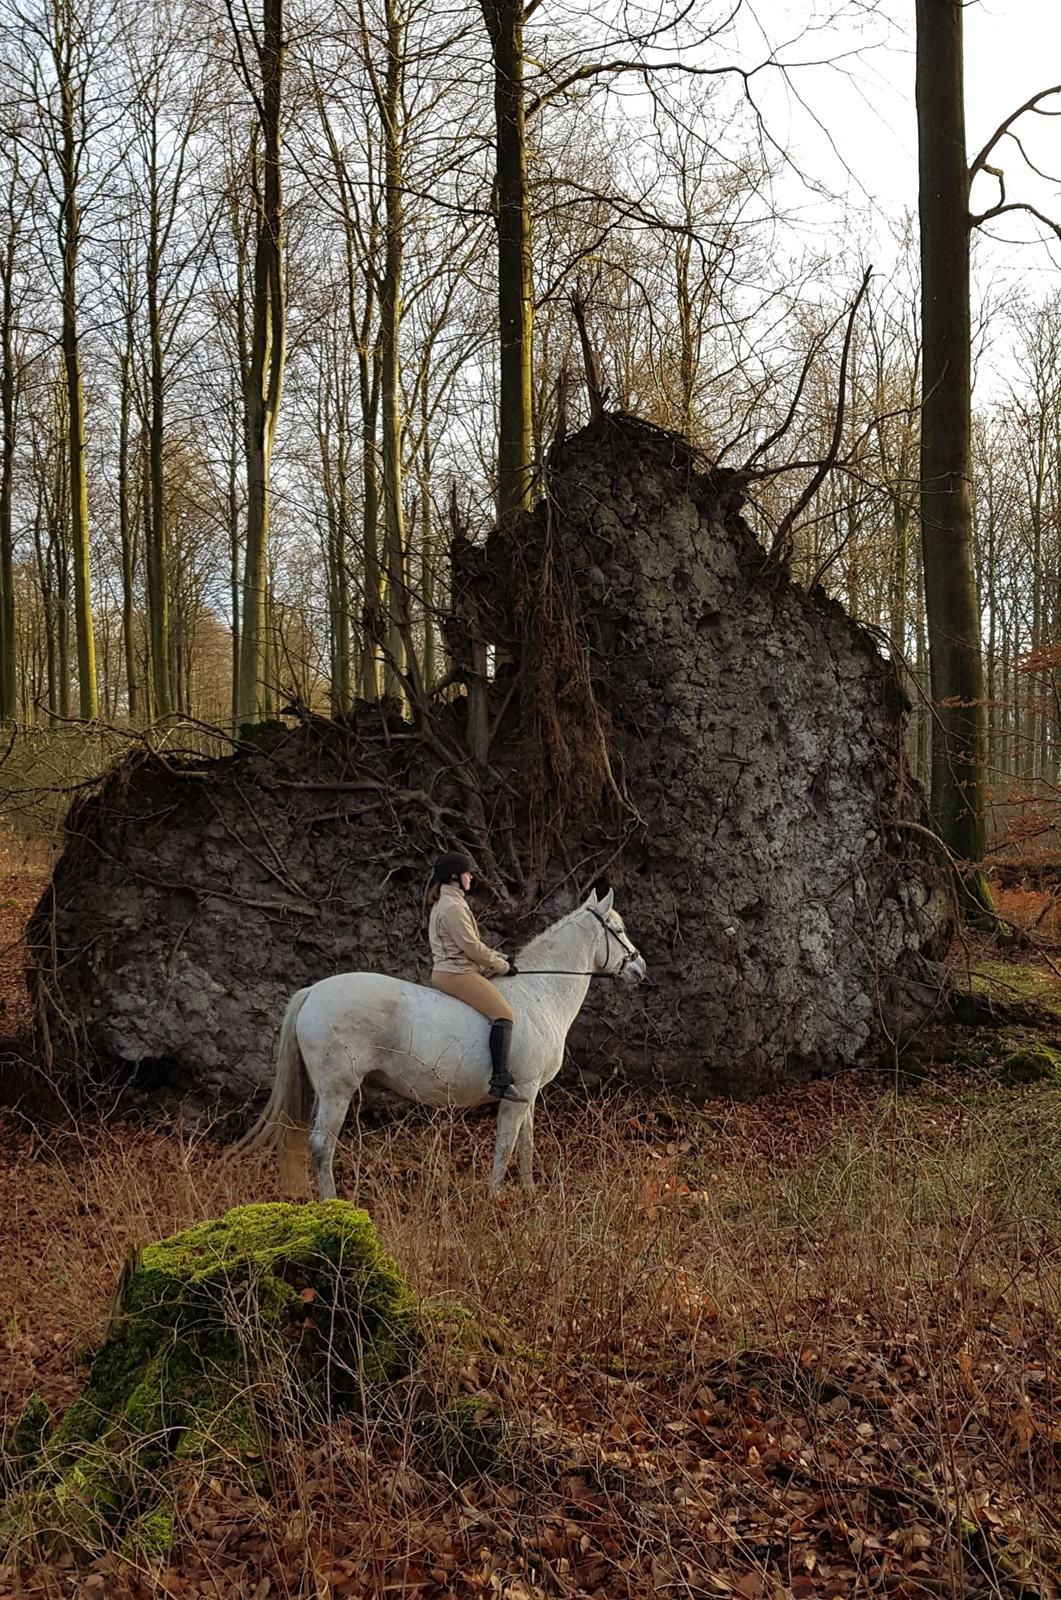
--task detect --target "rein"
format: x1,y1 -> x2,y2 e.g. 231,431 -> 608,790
503,969 -> 598,977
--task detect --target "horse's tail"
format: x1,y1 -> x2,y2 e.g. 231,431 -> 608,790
230,986 -> 314,1193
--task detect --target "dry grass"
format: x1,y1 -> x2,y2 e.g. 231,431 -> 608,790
991,884 -> 1061,940
1,1074 -> 1059,1600
0,811 -> 1057,1597
0,849 -> 48,1040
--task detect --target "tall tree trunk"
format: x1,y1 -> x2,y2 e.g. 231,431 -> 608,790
1031,420 -> 1048,781
263,569 -> 277,715
236,0 -> 286,728
984,495 -> 996,773
675,232 -> 694,439
0,154 -> 17,723
335,414 -> 352,712
319,395 -> 340,711
227,337 -> 243,729
57,17 -> 98,719
319,358 -> 353,716
145,118 -> 171,718
53,444 -> 70,722
379,0 -> 407,700
32,498 -> 57,722
117,340 -> 140,722
325,491 -> 341,712
1000,613 -> 1011,778
138,419 -> 155,718
888,498 -> 909,660
1053,411 -> 1061,782
480,0 -> 534,521
357,333 -> 381,700
419,407 -> 436,688
313,85 -> 381,702
915,0 -> 988,888
1013,616 -> 1024,782
913,553 -> 930,790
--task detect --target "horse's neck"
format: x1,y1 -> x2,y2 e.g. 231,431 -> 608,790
522,913 -> 596,972
519,915 -> 596,1029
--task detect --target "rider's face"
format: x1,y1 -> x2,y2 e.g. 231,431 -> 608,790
460,871 -> 473,892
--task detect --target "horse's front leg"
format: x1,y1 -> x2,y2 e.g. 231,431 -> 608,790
515,1102 -> 536,1196
308,1090 -> 350,1201
490,1101 -> 527,1198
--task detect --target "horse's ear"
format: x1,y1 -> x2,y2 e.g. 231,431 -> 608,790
597,887 -> 615,914
586,875 -> 610,907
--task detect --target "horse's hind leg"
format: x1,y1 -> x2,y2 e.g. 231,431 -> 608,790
308,1089 -> 350,1201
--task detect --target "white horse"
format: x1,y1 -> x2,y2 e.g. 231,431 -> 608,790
235,887 -> 646,1198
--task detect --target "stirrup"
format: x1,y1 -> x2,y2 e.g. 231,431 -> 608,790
489,1077 -> 526,1104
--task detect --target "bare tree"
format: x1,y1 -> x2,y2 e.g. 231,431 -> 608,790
916,0 -> 1060,899
123,14 -> 212,718
226,0 -> 286,728
0,123 -> 29,721
15,0 -> 116,717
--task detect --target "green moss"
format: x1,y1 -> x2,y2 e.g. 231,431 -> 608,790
10,1395 -> 50,1461
969,961 -> 1061,1012
123,1503 -> 174,1560
1,1395 -> 52,1493
423,1393 -> 509,1480
13,1202 -> 418,1555
994,1046 -> 1061,1086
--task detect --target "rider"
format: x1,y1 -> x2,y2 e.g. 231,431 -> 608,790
427,850 -> 524,1103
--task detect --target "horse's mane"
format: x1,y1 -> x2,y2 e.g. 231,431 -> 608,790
517,905 -> 588,963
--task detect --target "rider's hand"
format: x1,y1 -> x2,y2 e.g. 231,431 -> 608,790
506,960 -> 519,975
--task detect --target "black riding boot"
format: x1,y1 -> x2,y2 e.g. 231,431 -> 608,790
488,1018 -> 525,1103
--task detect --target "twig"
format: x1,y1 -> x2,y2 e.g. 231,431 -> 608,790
768,267 -> 872,568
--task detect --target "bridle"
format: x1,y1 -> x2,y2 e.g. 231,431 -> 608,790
507,907 -> 641,979
587,906 -> 639,976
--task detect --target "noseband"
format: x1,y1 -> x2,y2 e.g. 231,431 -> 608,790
588,907 -> 639,975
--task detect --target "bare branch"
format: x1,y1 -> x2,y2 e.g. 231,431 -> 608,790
525,56 -> 767,120
970,201 -> 1061,243
969,85 -> 1061,181
768,267 -> 873,566
570,292 -> 603,421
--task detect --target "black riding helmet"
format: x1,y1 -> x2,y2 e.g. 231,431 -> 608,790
430,849 -> 479,887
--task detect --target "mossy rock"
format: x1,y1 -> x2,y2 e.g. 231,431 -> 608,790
7,1202 -> 417,1555
423,1393 -> 509,1479
994,1046 -> 1061,1086
1,1395 -> 51,1494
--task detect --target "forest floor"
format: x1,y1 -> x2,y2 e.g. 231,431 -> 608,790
0,853 -> 1059,1600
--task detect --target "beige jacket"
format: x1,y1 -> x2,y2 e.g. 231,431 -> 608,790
429,884 -> 509,976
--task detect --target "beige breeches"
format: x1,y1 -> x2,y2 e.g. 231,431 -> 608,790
431,969 -> 514,1024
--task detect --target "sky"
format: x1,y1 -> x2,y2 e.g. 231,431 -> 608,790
733,0 -> 1061,249
716,0 -> 1061,388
